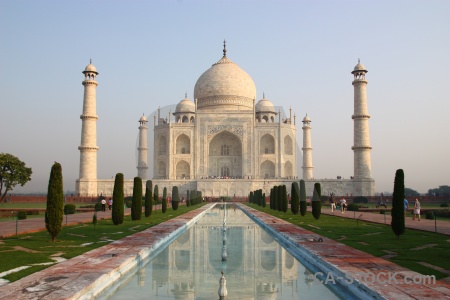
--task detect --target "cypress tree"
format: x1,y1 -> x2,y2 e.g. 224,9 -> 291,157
112,173 -> 124,225
154,185 -> 159,205
45,162 -> 64,242
299,180 -> 307,216
249,191 -> 254,204
282,185 -> 288,212
131,177 -> 142,220
269,188 -> 273,209
311,182 -> 322,220
262,192 -> 266,207
145,180 -> 153,217
162,187 -> 167,213
391,169 -> 405,239
277,185 -> 283,211
172,186 -> 180,210
291,182 -> 300,214
186,190 -> 190,207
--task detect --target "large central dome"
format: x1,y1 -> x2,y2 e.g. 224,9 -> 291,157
194,46 -> 256,111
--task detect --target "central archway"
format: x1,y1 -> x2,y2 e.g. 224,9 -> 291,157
208,131 -> 242,178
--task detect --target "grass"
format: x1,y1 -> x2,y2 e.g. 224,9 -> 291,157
0,203 -> 206,282
246,203 -> 450,280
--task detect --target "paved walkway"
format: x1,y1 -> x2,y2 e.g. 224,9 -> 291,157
320,207 -> 450,235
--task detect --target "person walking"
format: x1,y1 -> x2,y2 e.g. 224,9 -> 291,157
108,198 -> 112,211
329,195 -> 336,212
413,198 -> 421,221
340,197 -> 347,213
404,198 -> 409,217
101,198 -> 106,212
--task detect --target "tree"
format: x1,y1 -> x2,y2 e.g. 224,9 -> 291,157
131,177 -> 142,220
145,180 -> 153,217
162,187 -> 167,213
112,173 -> 124,225
0,153 -> 32,202
311,182 -> 322,220
262,192 -> 266,208
249,191 -> 254,204
391,169 -> 405,239
172,186 -> 180,210
428,185 -> 450,197
299,180 -> 307,216
282,185 -> 288,213
186,190 -> 190,207
154,185 -> 159,205
405,187 -> 420,197
291,182 -> 299,214
45,162 -> 64,242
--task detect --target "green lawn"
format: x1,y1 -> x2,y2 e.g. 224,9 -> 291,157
0,203 -> 206,282
246,204 -> 450,280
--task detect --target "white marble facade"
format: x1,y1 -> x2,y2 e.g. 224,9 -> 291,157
76,44 -> 375,197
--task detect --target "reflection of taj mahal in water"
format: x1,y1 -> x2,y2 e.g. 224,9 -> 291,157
76,42 -> 375,197
108,205 -> 335,299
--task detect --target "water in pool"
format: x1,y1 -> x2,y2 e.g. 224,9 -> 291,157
101,204 -> 342,299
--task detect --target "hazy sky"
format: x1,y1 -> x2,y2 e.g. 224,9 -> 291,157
1,0 -> 449,195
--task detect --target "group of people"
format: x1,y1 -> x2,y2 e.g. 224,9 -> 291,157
404,198 -> 421,221
329,195 -> 347,213
100,198 -> 113,212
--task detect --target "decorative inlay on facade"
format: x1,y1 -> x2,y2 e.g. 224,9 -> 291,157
352,115 -> 370,119
259,130 -> 275,138
207,125 -> 243,138
80,115 -> 99,120
198,96 -> 253,109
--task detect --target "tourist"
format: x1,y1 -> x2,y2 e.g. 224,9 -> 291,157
404,198 -> 409,217
413,198 -> 421,221
340,197 -> 347,213
108,198 -> 112,211
101,198 -> 106,212
329,196 -> 336,212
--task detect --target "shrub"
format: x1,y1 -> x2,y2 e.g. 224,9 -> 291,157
125,200 -> 132,208
162,187 -> 167,213
64,204 -> 76,215
26,210 -> 39,215
353,196 -> 368,204
112,173 -> 124,225
391,169 -> 405,239
426,211 -> 435,220
145,180 -> 153,217
17,210 -> 27,220
95,202 -> 102,211
311,183 -> 322,220
433,209 -> 450,218
440,203 -> 449,208
172,186 -> 180,210
299,180 -> 307,216
154,185 -> 159,206
282,185 -> 288,213
186,190 -> 190,207
379,209 -> 385,214
131,177 -> 142,221
347,203 -> 359,211
46,162 -> 64,242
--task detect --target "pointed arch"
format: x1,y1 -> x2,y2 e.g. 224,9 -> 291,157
284,135 -> 293,155
176,134 -> 190,154
260,160 -> 275,179
260,134 -> 275,154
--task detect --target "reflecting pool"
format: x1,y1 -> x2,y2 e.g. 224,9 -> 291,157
100,204 -> 342,299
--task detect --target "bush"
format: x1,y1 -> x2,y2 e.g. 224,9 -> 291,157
433,209 -> 450,218
64,204 -> 76,215
379,209 -> 385,214
347,203 -> 359,211
95,202 -> 103,211
112,173 -> 125,225
126,200 -> 132,208
353,196 -> 368,204
426,211 -> 435,220
26,210 -> 39,215
440,203 -> 449,208
17,210 -> 27,220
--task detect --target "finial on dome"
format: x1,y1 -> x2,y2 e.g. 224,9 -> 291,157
185,92 -> 187,98
90,58 -> 92,64
263,92 -> 265,99
358,58 -> 360,63
223,39 -> 227,57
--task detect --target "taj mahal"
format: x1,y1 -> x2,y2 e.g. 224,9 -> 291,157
76,42 -> 375,198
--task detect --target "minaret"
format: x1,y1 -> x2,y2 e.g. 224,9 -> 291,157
77,60 -> 99,196
351,60 -> 372,179
137,114 -> 148,179
301,114 -> 313,179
